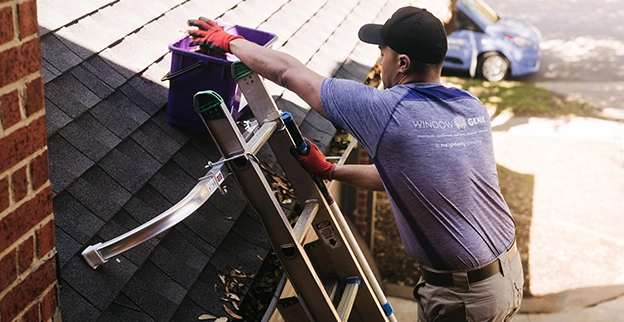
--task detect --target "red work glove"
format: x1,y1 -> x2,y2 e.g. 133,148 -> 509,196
290,139 -> 335,180
187,17 -> 243,52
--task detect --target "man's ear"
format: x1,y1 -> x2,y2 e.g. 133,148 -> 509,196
398,54 -> 410,72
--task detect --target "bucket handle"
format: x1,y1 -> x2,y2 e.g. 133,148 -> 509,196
161,61 -> 204,81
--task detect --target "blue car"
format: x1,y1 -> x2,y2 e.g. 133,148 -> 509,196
443,0 -> 541,81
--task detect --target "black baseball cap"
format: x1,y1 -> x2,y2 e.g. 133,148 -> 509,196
358,6 -> 447,64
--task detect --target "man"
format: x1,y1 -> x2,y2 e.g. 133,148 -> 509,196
188,6 -> 522,321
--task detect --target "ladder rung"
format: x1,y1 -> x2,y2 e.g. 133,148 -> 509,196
292,200 -> 319,242
336,277 -> 361,321
324,278 -> 340,304
247,120 -> 277,155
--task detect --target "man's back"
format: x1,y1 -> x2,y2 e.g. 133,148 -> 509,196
322,78 -> 516,270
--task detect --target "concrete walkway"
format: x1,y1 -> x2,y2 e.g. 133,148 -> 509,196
386,110 -> 624,320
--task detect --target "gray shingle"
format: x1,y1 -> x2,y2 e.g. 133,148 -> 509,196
44,73 -> 101,118
40,33 -> 84,73
89,92 -> 150,138
98,138 -> 161,193
58,112 -> 121,162
119,83 -> 161,116
41,58 -> 61,84
122,184 -> 173,225
58,283 -> 101,322
122,261 -> 187,322
188,133 -> 223,163
208,229 -> 269,279
96,209 -> 159,267
170,297 -> 212,322
148,229 -> 209,289
83,55 -> 128,89
60,253 -> 139,311
184,264 -> 227,315
53,191 -> 104,244
127,75 -> 168,109
130,121 -> 181,164
45,99 -> 72,136
147,161 -> 196,204
180,201 -> 235,249
206,176 -> 248,217
172,143 -> 212,180
48,134 -> 95,193
70,65 -> 115,99
55,226 -> 83,269
231,208 -> 271,250
97,302 -> 156,322
173,223 -> 216,258
151,110 -> 195,145
66,166 -> 132,221
36,0 -> 114,33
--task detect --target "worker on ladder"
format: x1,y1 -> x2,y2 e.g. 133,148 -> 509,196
188,6 -> 522,321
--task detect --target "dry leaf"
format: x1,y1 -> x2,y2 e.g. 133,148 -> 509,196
198,313 -> 217,320
226,292 -> 240,301
257,254 -> 264,261
215,318 -> 228,322
218,273 -> 226,285
224,304 -> 242,320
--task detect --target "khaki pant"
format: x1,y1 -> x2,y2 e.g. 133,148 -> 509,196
413,248 -> 523,322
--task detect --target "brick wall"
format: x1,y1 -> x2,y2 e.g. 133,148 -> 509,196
0,0 -> 59,321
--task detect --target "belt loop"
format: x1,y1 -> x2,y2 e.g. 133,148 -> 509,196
452,272 -> 470,291
499,246 -> 512,277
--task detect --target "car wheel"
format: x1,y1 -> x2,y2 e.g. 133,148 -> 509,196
478,52 -> 510,82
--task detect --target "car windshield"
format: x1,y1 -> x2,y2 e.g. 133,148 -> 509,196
459,0 -> 499,25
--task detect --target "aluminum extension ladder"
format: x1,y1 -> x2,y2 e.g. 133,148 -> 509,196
191,61 -> 396,322
81,60 -> 397,321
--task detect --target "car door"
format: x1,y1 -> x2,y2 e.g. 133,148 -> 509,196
444,8 -> 480,77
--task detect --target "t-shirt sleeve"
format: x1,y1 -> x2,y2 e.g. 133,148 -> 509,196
320,78 -> 395,156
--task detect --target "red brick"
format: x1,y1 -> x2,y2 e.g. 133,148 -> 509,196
0,250 -> 17,291
0,176 -> 8,211
12,165 -> 28,202
40,287 -> 57,321
25,76 -> 44,116
0,38 -> 42,88
18,235 -> 34,274
31,150 -> 49,190
0,115 -> 47,174
0,186 -> 52,251
0,6 -> 14,45
36,219 -> 55,257
17,0 -> 38,39
0,257 -> 56,321
1,89 -> 21,128
22,300 -> 40,321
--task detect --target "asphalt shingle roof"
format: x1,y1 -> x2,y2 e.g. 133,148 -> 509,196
41,0 -> 409,320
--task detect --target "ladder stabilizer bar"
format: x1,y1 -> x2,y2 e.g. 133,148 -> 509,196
82,164 -> 229,268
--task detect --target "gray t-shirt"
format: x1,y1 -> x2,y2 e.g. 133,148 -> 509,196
321,78 -> 515,270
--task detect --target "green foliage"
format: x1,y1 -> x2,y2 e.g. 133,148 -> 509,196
443,77 -> 601,119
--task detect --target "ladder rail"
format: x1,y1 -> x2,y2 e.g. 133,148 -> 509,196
282,106 -> 396,321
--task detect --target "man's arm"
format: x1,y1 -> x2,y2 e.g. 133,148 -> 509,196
229,38 -> 328,118
332,164 -> 385,191
228,38 -> 385,191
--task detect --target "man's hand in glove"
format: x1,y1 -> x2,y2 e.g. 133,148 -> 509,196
290,138 -> 335,180
187,17 -> 243,52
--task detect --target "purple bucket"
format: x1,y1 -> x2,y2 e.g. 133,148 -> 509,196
163,22 -> 277,131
